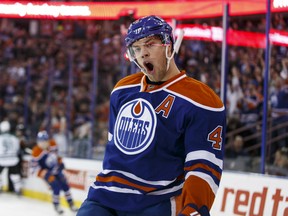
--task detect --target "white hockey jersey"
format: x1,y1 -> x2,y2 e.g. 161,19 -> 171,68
0,133 -> 20,167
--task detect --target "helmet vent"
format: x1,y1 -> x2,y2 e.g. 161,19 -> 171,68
149,25 -> 162,31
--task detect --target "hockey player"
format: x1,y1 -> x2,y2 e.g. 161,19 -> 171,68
31,130 -> 77,214
77,15 -> 226,216
0,120 -> 22,195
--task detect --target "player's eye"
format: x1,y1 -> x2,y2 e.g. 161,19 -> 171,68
132,46 -> 141,53
145,43 -> 154,48
146,42 -> 163,48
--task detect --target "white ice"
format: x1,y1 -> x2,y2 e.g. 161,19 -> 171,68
0,193 -> 77,216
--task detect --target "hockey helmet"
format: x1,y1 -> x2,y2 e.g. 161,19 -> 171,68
125,15 -> 173,49
37,130 -> 50,149
0,121 -> 10,133
37,130 -> 49,142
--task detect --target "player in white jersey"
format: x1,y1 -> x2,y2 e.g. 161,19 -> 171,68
0,120 -> 22,195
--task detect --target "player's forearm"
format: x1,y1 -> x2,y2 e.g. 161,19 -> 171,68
177,174 -> 218,216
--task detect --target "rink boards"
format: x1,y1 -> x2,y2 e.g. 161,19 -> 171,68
2,156 -> 288,216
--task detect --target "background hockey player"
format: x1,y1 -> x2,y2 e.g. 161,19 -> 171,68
0,120 -> 22,195
77,15 -> 226,216
32,130 -> 77,214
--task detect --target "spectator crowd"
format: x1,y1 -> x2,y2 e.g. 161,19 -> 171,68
0,13 -> 288,173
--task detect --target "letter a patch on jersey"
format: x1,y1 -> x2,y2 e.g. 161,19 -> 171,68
155,94 -> 175,118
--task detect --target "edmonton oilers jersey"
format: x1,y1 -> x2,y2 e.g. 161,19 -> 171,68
32,139 -> 59,175
87,71 -> 226,213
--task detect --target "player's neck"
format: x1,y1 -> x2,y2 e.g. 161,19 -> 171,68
166,61 -> 181,80
146,77 -> 165,85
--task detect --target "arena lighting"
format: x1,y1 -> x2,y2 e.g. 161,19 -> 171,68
0,2 -> 91,18
273,0 -> 288,8
174,25 -> 223,42
175,25 -> 288,48
270,30 -> 288,46
0,1 -> 288,20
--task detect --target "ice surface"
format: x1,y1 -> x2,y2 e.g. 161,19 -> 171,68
0,193 -> 77,216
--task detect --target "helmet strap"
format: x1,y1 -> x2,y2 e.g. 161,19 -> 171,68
165,45 -> 175,71
133,59 -> 147,74
130,46 -> 174,74
165,29 -> 184,71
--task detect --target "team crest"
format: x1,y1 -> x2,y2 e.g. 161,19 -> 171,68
114,98 -> 157,155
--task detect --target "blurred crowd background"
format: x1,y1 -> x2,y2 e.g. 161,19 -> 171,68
0,12 -> 288,175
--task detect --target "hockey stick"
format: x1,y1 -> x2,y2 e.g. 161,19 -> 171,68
174,29 -> 184,54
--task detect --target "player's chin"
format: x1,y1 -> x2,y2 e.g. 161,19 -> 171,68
142,69 -> 157,81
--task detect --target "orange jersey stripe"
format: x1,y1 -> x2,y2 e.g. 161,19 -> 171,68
96,175 -> 157,193
184,163 -> 221,181
113,71 -> 223,109
114,72 -> 143,89
178,175 -> 215,212
49,139 -> 57,147
168,75 -> 223,109
31,145 -> 43,158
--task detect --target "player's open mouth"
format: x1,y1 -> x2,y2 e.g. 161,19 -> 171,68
144,61 -> 154,73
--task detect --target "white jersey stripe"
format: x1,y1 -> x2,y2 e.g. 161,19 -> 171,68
91,184 -> 142,194
165,88 -> 225,112
190,212 -> 201,216
185,150 -> 223,169
170,197 -> 176,216
111,83 -> 141,95
91,182 -> 183,196
101,169 -> 176,186
147,183 -> 183,195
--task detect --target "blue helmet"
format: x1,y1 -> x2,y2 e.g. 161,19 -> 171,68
125,15 -> 173,48
37,130 -> 49,142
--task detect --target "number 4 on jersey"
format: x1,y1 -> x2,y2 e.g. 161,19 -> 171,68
207,126 -> 223,150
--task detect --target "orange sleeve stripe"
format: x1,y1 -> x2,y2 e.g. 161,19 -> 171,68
177,175 -> 215,212
96,175 -> 156,192
50,139 -> 57,147
38,169 -> 47,178
184,163 -> 221,181
174,193 -> 184,215
32,146 -> 43,157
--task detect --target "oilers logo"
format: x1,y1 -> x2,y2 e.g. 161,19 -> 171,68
114,98 -> 157,155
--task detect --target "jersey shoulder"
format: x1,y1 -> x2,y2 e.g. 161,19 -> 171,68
114,72 -> 143,89
32,145 -> 44,158
49,139 -> 57,147
169,76 -> 223,109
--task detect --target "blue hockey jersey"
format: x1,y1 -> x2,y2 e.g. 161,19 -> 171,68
87,71 -> 225,214
31,139 -> 62,178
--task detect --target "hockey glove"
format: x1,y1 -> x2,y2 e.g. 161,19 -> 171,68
178,204 -> 210,216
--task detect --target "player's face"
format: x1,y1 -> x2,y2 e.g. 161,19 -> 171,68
130,36 -> 171,82
38,140 -> 49,149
